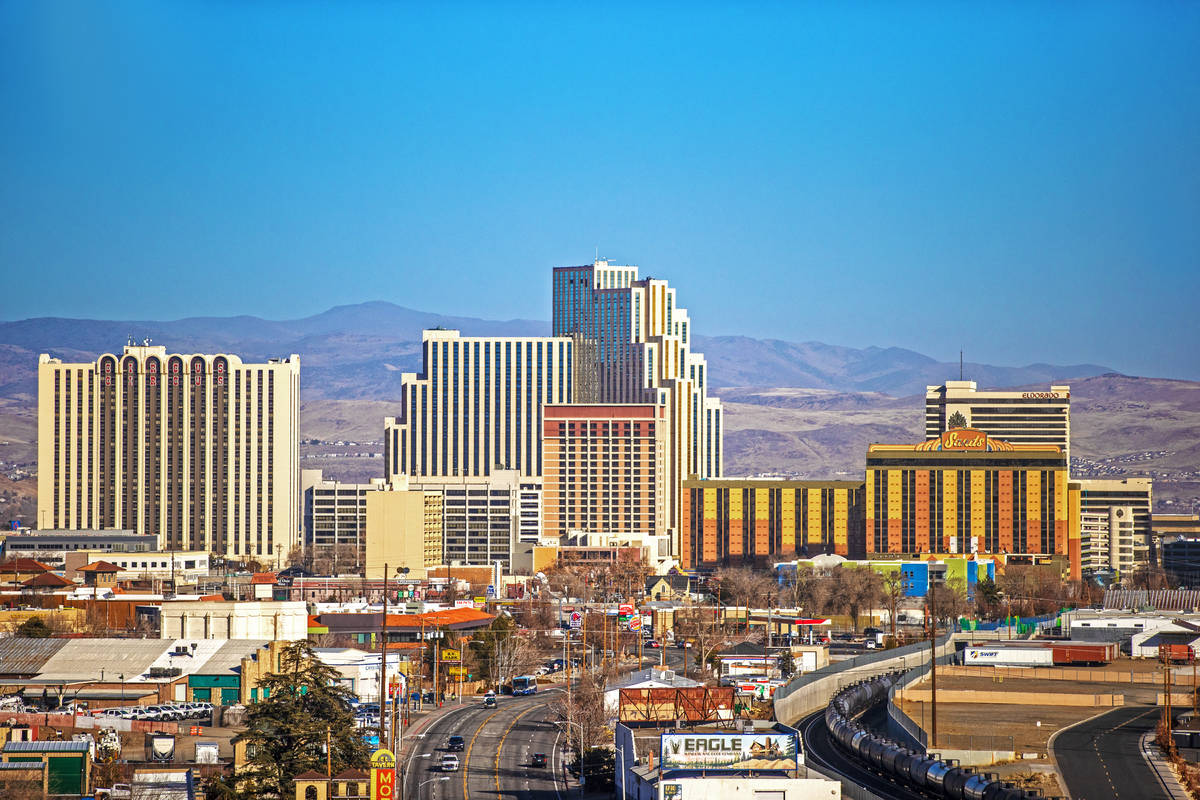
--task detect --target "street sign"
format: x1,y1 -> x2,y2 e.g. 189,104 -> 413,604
569,611 -> 582,629
486,584 -> 496,598
619,603 -> 634,616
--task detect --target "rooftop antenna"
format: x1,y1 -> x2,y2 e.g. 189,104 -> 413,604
960,350 -> 964,381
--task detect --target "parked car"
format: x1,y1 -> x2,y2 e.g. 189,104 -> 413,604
440,755 -> 460,772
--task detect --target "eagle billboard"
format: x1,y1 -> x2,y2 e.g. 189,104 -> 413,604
660,732 -> 797,771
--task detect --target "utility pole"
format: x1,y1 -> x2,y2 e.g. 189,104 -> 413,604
380,563 -> 389,751
929,586 -> 938,749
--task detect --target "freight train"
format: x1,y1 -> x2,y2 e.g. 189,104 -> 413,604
823,671 -> 1060,799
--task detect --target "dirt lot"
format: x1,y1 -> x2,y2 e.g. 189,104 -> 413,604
933,672 -> 1161,702
897,671 -> 1161,757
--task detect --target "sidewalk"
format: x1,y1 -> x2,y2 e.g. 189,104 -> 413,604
1140,732 -> 1191,800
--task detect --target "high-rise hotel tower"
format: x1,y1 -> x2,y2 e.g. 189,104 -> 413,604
37,343 -> 300,565
384,328 -> 577,480
552,260 -> 724,537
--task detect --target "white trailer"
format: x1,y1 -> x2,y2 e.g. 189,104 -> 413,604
963,646 -> 1054,666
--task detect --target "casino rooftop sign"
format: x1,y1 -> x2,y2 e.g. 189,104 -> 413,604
915,428 -> 1015,452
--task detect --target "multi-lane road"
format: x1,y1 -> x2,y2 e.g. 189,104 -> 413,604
400,689 -> 569,800
1054,706 -> 1176,800
400,646 -> 688,800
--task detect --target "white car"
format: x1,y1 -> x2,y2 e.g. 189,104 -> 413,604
440,754 -> 460,772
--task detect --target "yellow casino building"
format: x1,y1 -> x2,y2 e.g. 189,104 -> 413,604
864,429 -> 1081,578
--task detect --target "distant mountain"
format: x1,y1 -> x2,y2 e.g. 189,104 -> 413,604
693,335 -> 1111,396
0,302 -> 1114,401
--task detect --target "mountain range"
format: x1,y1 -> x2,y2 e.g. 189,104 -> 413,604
0,303 -> 1195,524
0,301 -> 1114,401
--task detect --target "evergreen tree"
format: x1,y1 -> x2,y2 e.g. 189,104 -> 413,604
230,640 -> 368,799
14,616 -> 52,638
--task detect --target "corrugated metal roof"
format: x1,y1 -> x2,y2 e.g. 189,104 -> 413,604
196,640 -> 271,676
0,638 -> 69,676
3,740 -> 90,753
0,761 -> 45,770
37,638 -> 174,681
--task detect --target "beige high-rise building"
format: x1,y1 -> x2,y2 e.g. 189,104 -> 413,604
37,343 -> 300,565
383,329 -> 578,481
925,381 -> 1071,460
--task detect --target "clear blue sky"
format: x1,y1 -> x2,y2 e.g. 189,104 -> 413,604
2,2 -> 1197,378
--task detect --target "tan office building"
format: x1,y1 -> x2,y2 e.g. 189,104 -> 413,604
37,343 -> 300,565
364,490 -> 428,579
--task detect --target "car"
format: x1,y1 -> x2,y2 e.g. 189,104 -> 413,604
646,640 -> 660,648
447,735 -> 465,751
483,696 -> 497,708
865,640 -> 877,649
440,755 -> 460,772
531,753 -> 547,767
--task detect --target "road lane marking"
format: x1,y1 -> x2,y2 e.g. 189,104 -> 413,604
494,706 -> 540,798
464,707 -> 505,800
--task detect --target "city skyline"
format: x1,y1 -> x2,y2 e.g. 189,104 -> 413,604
1,3 -> 1197,381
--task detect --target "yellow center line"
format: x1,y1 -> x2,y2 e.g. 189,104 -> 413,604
495,705 -> 540,799
463,707 -> 504,800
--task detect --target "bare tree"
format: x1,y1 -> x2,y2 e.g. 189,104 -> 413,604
928,577 -> 968,628
548,669 -> 610,753
830,567 -> 884,632
883,570 -> 909,645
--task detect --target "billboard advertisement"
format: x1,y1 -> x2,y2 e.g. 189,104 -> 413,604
660,733 -> 797,771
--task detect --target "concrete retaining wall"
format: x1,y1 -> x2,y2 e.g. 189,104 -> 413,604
895,688 -> 1124,707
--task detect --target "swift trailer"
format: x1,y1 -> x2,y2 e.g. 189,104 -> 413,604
963,646 -> 1053,667
965,640 -> 1117,666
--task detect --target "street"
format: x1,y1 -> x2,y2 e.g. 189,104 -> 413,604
402,690 -> 569,800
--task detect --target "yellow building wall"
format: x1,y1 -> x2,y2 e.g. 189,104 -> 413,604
970,470 -> 985,552
865,470 -> 875,529
834,490 -> 848,551
781,489 -> 796,552
942,470 -> 958,552
807,488 -> 822,550
365,490 -> 428,579
729,488 -> 743,556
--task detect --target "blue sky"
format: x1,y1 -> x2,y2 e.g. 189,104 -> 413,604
2,2 -> 1197,378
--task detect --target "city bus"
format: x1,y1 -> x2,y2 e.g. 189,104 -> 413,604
512,675 -> 538,696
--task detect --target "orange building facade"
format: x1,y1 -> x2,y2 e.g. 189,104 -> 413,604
542,404 -> 668,544
681,479 -> 866,569
865,429 -> 1080,576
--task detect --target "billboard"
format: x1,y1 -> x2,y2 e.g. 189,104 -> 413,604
619,687 -> 735,723
660,733 -> 797,771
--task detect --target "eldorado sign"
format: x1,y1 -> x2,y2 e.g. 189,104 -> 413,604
660,733 -> 797,771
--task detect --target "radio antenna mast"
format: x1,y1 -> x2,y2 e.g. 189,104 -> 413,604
959,350 -> 963,381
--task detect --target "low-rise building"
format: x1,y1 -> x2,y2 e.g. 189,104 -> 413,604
0,528 -> 152,566
159,600 -> 309,640
63,550 -> 210,584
